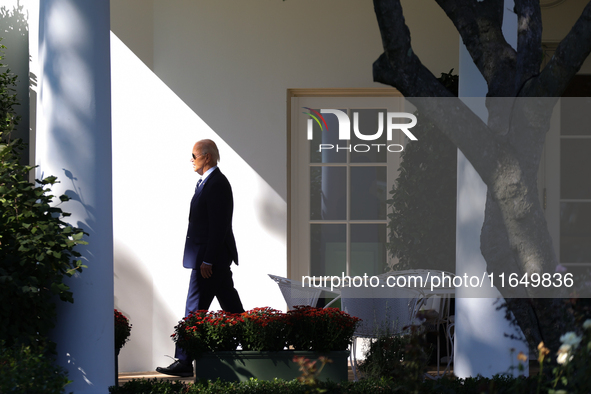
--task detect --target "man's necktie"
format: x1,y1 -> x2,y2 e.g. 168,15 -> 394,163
195,179 -> 203,191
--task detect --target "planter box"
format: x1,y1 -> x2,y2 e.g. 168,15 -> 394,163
193,350 -> 349,382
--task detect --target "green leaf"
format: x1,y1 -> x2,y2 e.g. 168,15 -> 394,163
72,232 -> 84,241
41,175 -> 58,184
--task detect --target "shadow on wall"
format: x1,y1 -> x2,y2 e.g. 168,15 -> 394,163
110,30 -> 289,372
114,242 -> 154,372
255,189 -> 286,239
114,240 -> 183,372
0,1 -> 30,161
58,164 -> 185,372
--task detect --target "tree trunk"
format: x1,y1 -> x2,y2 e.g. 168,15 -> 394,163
371,0 -> 591,354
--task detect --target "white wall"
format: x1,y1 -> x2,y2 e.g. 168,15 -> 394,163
542,0 -> 589,42
110,0 -> 154,70
541,0 -> 591,73
111,34 -> 287,371
150,0 -> 459,199
110,0 -> 460,372
400,0 -> 460,75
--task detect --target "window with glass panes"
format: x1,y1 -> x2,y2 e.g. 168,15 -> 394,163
307,108 -> 399,278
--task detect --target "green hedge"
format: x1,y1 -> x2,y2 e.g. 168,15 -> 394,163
0,342 -> 71,394
109,375 -> 542,394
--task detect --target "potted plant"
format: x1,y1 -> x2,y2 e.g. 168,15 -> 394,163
114,309 -> 132,356
240,307 -> 289,351
172,306 -> 359,382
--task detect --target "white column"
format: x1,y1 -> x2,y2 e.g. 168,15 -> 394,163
37,1 -> 114,392
454,0 -> 529,378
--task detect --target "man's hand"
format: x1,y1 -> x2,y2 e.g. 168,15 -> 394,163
200,262 -> 213,278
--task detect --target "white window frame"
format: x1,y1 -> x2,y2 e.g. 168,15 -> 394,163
287,89 -> 406,280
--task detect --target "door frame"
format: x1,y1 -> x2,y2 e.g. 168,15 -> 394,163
286,88 -> 403,279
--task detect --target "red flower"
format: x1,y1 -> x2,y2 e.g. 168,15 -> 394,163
173,306 -> 359,357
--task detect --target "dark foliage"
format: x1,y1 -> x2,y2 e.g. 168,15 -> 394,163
0,341 -> 71,394
387,70 -> 458,272
0,42 -> 87,349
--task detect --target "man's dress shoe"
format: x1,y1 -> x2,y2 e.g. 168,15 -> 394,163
156,360 -> 193,377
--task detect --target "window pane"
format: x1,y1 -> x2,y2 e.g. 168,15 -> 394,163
350,109 -> 387,163
350,224 -> 387,276
310,166 -> 346,220
310,224 -> 346,276
308,108 -> 347,163
561,139 -> 591,199
560,202 -> 591,263
350,166 -> 387,220
561,98 -> 591,136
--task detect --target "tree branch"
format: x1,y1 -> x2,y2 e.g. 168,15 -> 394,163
523,0 -> 591,97
434,0 -> 517,96
372,0 -> 512,181
372,0 -> 454,98
514,0 -> 543,89
371,0 -> 579,357
373,54 -> 453,97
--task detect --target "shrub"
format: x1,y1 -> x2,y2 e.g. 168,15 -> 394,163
285,306 -> 360,352
0,134 -> 87,348
539,317 -> 591,393
0,341 -> 71,394
0,42 -> 18,139
386,70 -> 457,273
0,42 -> 87,349
108,374 -> 542,394
109,378 -> 188,394
358,333 -> 409,379
358,323 -> 431,389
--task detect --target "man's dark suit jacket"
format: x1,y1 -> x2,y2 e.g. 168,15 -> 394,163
182,168 -> 238,269
175,167 -> 243,363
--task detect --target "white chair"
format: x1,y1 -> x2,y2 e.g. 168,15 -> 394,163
444,315 -> 455,375
340,285 -> 424,381
267,274 -> 341,310
420,292 -> 453,377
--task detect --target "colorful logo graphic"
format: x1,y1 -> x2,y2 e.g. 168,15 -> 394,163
302,107 -> 329,131
303,108 -> 418,153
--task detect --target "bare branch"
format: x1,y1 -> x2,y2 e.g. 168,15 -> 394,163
523,0 -> 591,97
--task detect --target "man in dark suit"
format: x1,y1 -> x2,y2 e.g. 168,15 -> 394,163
156,139 -> 244,377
